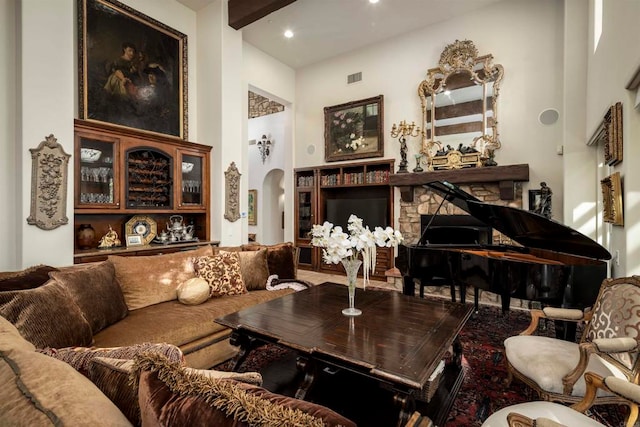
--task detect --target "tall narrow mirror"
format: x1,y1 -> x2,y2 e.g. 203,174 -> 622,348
418,40 -> 503,170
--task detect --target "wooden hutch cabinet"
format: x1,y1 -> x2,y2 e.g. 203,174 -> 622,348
294,159 -> 395,281
74,119 -> 212,263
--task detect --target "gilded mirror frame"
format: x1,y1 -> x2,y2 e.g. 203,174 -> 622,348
418,40 -> 503,170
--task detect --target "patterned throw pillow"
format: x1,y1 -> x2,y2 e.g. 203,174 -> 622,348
193,252 -> 247,297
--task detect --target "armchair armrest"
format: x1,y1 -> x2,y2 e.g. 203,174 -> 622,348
519,307 -> 587,336
572,371 -> 640,416
592,337 -> 638,353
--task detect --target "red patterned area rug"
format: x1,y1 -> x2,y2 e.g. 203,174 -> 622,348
216,297 -> 627,426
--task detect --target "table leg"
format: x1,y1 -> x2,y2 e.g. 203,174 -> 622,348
294,356 -> 318,400
393,392 -> 415,427
227,332 -> 258,371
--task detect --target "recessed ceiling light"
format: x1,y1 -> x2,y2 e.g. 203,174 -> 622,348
284,29 -> 294,38
369,0 -> 379,3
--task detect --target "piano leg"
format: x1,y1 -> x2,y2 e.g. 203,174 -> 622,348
402,275 -> 415,296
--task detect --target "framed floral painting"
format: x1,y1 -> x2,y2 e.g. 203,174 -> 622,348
324,95 -> 384,162
78,0 -> 188,139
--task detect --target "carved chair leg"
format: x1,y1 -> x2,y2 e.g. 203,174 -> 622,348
625,403 -> 639,427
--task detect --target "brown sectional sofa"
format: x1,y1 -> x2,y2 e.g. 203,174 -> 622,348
0,242 -> 361,426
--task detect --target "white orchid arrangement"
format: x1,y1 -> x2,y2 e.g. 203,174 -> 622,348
310,214 -> 404,288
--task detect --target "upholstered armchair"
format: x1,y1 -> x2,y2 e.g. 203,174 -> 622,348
503,276 -> 640,427
482,371 -> 640,426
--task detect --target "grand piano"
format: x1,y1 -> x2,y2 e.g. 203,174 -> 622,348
397,181 -> 612,333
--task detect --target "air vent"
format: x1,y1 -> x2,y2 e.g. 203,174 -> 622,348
347,72 -> 362,84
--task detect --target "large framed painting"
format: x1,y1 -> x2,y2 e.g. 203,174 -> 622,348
324,95 -> 384,162
78,0 -> 188,139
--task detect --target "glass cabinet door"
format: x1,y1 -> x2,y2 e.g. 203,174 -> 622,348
178,151 -> 206,209
76,134 -> 119,208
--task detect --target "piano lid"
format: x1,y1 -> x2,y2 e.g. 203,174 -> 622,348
424,181 -> 612,260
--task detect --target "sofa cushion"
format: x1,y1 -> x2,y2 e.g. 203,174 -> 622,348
194,252 -> 247,297
37,342 -> 184,377
243,242 -> 297,280
49,261 -> 128,334
0,264 -> 59,291
0,346 -> 131,426
0,279 -> 93,348
0,315 -> 36,353
134,352 -> 356,427
108,245 -> 213,311
92,289 -> 295,351
176,277 -> 210,305
225,248 -> 270,290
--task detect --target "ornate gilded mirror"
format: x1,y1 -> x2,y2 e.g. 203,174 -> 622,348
418,40 -> 503,170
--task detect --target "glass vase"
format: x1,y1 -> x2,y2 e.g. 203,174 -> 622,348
341,258 -> 363,316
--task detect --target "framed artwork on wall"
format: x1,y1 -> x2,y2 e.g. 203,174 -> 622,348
248,189 -> 257,226
601,172 -> 624,226
78,0 -> 188,139
324,95 -> 384,162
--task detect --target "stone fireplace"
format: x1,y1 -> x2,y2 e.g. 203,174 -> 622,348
387,164 -> 531,308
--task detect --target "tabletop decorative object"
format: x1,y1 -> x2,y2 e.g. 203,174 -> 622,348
311,215 -> 403,316
390,120 -> 420,174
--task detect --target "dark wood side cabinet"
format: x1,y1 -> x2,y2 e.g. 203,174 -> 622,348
74,120 -> 211,262
294,159 -> 395,280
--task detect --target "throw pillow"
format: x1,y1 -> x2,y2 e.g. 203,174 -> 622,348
222,248 -> 270,291
108,245 -> 213,311
134,352 -> 356,427
242,242 -> 297,280
193,252 -> 247,297
0,279 -> 93,349
176,277 -> 210,305
36,344 -> 183,427
49,261 -> 128,334
0,264 -> 59,291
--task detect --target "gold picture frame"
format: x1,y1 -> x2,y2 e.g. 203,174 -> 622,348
324,95 -> 384,162
78,0 -> 188,139
603,102 -> 623,166
248,189 -> 257,226
601,172 -> 623,226
125,215 -> 158,245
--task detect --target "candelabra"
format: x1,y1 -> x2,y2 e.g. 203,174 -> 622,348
256,135 -> 272,163
390,120 -> 420,173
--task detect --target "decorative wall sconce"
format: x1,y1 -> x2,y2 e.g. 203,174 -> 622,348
390,121 -> 420,173
257,135 -> 272,163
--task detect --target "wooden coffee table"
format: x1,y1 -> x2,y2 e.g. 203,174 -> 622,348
216,282 -> 473,426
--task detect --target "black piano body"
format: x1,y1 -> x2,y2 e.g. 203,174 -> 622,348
397,181 -> 611,328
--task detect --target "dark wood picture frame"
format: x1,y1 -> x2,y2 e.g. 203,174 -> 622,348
603,102 -> 623,166
601,172 -> 623,226
324,95 -> 384,162
248,189 -> 257,226
78,0 -> 188,139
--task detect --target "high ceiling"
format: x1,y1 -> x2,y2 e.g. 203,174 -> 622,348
177,0 -> 505,69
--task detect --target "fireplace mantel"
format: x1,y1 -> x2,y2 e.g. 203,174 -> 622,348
389,164 -> 529,202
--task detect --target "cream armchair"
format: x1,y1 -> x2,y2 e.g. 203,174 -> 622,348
482,371 -> 640,427
503,276 -> 640,427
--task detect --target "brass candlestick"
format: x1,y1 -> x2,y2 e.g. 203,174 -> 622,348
391,120 -> 420,174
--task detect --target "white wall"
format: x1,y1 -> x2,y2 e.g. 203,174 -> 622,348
582,0 -> 640,276
294,0 -> 566,230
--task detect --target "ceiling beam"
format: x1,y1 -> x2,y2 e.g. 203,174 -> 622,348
228,0 -> 297,30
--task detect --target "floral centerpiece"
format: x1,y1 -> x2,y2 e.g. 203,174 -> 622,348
311,215 -> 403,316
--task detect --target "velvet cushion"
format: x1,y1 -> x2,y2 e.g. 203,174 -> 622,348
0,347 -> 131,426
0,264 -> 59,291
242,242 -> 297,280
193,252 -> 247,297
0,279 -> 93,348
37,343 -> 184,426
108,245 -> 213,311
49,261 -> 128,334
222,248 -> 270,290
0,315 -> 36,353
134,352 -> 356,427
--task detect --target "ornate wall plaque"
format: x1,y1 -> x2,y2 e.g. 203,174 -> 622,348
27,134 -> 71,230
224,162 -> 241,222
